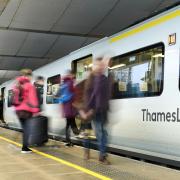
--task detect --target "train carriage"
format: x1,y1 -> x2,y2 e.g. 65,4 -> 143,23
0,5 -> 180,166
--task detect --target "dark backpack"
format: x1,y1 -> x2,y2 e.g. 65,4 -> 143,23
10,84 -> 24,107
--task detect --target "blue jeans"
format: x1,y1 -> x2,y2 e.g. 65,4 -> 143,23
93,112 -> 108,157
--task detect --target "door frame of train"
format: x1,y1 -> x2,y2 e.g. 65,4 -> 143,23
0,87 -> 5,123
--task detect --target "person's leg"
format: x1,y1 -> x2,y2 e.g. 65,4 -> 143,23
83,138 -> 90,160
70,117 -> 79,135
19,118 -> 26,148
100,112 -> 108,157
93,112 -> 110,164
23,118 -> 29,149
19,118 -> 31,153
83,121 -> 91,160
93,115 -> 103,155
101,121 -> 108,157
65,118 -> 71,143
17,111 -> 32,152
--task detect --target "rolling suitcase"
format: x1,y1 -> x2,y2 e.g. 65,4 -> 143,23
27,116 -> 48,146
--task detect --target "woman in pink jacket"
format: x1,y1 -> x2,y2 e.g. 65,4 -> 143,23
13,69 -> 39,153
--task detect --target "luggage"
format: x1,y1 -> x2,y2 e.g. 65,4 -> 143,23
27,116 -> 48,146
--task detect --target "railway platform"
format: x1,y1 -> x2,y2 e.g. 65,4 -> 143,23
0,127 -> 180,180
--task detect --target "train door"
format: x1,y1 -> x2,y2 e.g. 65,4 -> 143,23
34,77 -> 45,109
71,55 -> 96,139
0,87 -> 5,123
71,55 -> 93,111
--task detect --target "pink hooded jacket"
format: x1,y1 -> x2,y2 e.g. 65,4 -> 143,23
13,76 -> 39,113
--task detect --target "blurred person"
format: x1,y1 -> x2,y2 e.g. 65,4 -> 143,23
73,69 -> 93,135
59,70 -> 79,147
77,74 -> 94,160
72,77 -> 95,160
80,57 -> 112,164
34,76 -> 44,110
12,69 -> 39,153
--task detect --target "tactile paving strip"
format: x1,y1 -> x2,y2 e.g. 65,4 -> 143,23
37,146 -> 152,180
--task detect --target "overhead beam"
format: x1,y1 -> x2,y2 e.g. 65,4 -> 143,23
0,26 -> 103,38
0,54 -> 52,59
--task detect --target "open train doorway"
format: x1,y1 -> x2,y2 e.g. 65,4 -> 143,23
0,87 -> 5,123
71,55 -> 96,140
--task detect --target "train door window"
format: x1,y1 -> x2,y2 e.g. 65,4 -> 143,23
8,89 -> 13,107
46,75 -> 61,104
0,87 -> 5,122
34,79 -> 44,106
72,55 -> 92,83
109,43 -> 164,99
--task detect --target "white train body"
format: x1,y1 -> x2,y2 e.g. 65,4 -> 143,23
1,6 -> 180,161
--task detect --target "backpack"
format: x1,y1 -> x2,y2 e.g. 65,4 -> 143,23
10,84 -> 24,107
58,82 -> 74,104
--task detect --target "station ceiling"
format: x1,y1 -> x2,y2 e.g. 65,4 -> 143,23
0,0 -> 179,84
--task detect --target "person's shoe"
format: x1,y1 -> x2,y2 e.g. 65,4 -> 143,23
21,147 -> 32,154
72,129 -> 80,135
76,131 -> 88,139
99,156 -> 111,165
70,142 -> 74,147
64,142 -> 71,147
65,142 -> 74,147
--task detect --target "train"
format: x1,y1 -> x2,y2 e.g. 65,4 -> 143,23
0,5 -> 180,166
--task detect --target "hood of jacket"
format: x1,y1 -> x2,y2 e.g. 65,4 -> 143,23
16,76 -> 30,85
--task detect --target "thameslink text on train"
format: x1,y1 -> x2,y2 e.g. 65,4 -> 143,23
142,108 -> 180,122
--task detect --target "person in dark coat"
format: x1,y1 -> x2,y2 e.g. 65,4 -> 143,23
81,57 -> 111,164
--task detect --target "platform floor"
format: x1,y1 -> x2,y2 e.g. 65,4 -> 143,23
0,127 -> 180,180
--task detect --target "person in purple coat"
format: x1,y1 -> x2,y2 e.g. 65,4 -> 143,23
60,70 -> 79,146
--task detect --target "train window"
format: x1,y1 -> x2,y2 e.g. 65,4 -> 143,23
34,81 -> 44,106
109,43 -> 164,99
46,75 -> 61,104
72,55 -> 92,83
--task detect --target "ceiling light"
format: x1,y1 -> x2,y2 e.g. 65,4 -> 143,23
109,64 -> 126,70
152,54 -> 164,58
88,63 -> 93,67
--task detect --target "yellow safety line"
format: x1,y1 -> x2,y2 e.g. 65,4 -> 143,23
0,135 -> 112,180
109,9 -> 180,43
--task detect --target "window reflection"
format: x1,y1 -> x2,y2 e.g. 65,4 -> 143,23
72,55 -> 92,83
110,43 -> 164,99
46,75 -> 61,104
